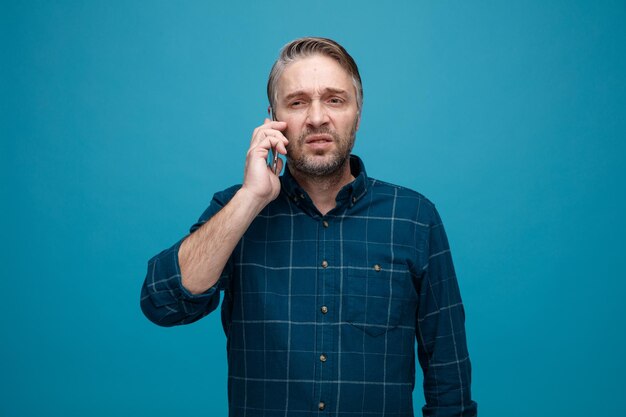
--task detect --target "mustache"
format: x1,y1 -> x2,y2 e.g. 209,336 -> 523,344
298,127 -> 338,141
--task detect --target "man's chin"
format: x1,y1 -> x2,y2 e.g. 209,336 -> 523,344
289,153 -> 348,177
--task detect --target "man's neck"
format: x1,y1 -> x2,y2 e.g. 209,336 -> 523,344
288,159 -> 355,216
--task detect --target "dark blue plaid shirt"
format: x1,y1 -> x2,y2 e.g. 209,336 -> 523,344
141,155 -> 477,417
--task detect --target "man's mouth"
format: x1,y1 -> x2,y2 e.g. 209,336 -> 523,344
305,134 -> 333,144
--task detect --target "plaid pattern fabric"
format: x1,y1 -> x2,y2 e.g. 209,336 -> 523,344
141,155 -> 477,417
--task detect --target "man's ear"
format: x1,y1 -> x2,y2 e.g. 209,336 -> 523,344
355,111 -> 361,131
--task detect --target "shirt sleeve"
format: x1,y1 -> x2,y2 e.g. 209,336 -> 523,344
415,204 -> 477,417
139,185 -> 240,327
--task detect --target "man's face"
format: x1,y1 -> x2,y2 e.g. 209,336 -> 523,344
274,54 -> 361,178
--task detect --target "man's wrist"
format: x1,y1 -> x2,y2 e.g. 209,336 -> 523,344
234,187 -> 272,216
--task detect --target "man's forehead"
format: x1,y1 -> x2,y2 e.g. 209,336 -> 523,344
277,55 -> 353,97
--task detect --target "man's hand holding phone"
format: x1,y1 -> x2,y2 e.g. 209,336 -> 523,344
240,118 -> 289,206
178,119 -> 287,295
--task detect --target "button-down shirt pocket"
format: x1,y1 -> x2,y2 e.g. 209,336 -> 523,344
344,263 -> 410,337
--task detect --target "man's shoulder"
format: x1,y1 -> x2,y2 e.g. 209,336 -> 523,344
367,177 -> 434,205
212,184 -> 242,204
366,177 -> 439,222
191,184 -> 242,228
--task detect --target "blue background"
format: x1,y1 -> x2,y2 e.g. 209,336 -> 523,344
3,1 -> 625,416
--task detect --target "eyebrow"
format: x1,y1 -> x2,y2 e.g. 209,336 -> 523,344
282,88 -> 349,102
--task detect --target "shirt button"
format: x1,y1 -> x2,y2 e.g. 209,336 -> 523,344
352,196 -> 357,204
322,220 -> 329,228
300,193 -> 305,199
373,264 -> 382,272
318,401 -> 326,410
320,354 -> 327,362
320,306 -> 328,314
321,260 -> 328,268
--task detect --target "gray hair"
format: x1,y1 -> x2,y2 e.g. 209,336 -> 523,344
267,37 -> 363,115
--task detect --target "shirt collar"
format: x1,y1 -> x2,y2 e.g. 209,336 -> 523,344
280,154 -> 369,211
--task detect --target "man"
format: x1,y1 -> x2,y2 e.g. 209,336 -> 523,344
141,37 -> 477,417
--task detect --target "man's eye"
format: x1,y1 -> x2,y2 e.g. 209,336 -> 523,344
328,97 -> 344,105
290,101 -> 304,107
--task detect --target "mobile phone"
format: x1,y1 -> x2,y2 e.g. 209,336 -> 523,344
269,107 -> 279,174
270,148 -> 279,174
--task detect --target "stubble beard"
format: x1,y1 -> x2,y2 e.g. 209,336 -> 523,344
286,121 -> 358,179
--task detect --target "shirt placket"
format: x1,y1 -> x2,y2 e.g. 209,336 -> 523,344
315,213 -> 337,413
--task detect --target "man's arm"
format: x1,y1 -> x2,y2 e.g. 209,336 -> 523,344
140,119 -> 289,326
416,204 -> 477,417
179,119 -> 289,293
177,188 -> 267,293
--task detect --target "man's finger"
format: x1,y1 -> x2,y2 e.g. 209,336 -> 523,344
251,129 -> 289,148
266,135 -> 288,154
261,120 -> 287,130
250,120 -> 287,143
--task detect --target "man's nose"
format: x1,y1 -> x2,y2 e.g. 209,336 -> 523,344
306,100 -> 329,128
